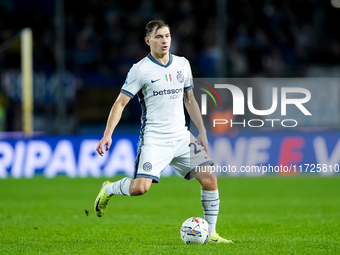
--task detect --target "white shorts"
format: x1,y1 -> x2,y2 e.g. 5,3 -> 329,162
134,132 -> 214,183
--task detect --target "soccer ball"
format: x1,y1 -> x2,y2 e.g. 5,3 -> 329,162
180,217 -> 211,244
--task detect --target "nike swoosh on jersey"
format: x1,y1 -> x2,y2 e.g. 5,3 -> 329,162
151,79 -> 160,83
211,204 -> 219,207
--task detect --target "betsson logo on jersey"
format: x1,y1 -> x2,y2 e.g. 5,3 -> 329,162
153,88 -> 183,96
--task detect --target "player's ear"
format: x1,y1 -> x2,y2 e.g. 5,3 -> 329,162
144,37 -> 150,46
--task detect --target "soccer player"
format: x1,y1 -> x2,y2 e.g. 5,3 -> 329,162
95,20 -> 232,244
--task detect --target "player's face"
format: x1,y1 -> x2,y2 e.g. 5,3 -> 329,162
146,26 -> 171,57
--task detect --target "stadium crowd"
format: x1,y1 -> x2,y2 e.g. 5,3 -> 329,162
0,0 -> 339,132
1,0 -> 339,82
52,0 -> 340,80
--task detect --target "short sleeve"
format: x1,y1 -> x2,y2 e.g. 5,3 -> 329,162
121,64 -> 143,98
184,59 -> 193,92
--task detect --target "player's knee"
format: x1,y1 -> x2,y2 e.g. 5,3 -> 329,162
131,186 -> 149,196
130,178 -> 151,196
194,165 -> 217,179
198,176 -> 217,191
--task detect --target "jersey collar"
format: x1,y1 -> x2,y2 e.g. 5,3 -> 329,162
147,53 -> 173,68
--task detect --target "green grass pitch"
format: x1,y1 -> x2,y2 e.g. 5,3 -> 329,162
0,176 -> 339,254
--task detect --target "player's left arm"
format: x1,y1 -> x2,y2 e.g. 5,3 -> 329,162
184,89 -> 209,153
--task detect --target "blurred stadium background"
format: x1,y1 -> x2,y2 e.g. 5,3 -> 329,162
0,0 -> 340,178
1,3 -> 340,253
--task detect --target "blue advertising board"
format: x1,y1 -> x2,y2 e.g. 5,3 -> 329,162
1,132 -> 340,178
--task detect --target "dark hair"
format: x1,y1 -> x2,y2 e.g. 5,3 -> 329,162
145,20 -> 170,36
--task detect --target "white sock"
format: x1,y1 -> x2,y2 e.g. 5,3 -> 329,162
105,177 -> 132,196
201,189 -> 219,233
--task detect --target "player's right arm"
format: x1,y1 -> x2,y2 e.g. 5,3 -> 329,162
96,93 -> 131,156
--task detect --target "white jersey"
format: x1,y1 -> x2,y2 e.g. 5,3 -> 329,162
121,53 -> 193,144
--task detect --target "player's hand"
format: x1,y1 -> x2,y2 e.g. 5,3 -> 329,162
96,135 -> 112,156
197,132 -> 209,154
